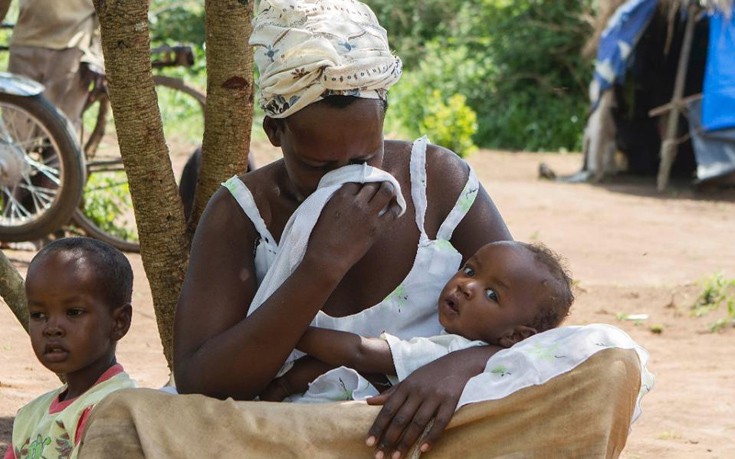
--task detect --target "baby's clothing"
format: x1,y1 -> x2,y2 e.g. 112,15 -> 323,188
382,332 -> 486,383
289,332 -> 486,403
6,364 -> 136,459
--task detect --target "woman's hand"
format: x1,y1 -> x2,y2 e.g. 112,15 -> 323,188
306,182 -> 402,276
364,346 -> 499,459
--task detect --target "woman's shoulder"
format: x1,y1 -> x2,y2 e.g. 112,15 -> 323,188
225,160 -> 285,208
385,139 -> 468,179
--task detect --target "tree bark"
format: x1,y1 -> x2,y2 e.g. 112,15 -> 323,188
93,0 -> 189,369
0,249 -> 27,333
189,0 -> 254,231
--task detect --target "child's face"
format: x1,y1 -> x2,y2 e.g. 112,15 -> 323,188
26,251 -> 128,390
438,241 -> 551,346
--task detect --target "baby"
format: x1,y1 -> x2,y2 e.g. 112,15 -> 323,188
5,237 -> 137,459
262,240 -> 574,401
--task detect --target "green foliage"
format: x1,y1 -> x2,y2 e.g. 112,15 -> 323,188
365,0 -> 463,67
421,91 -> 478,157
82,173 -> 138,243
384,45 -> 479,157
691,272 -> 735,332
149,1 -> 207,80
144,0 -> 595,152
377,0 -> 593,151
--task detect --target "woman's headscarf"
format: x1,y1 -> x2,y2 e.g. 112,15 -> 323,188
250,0 -> 402,118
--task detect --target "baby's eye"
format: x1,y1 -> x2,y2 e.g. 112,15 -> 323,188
67,308 -> 85,317
462,266 -> 475,276
485,289 -> 498,302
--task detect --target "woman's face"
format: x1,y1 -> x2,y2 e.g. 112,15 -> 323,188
264,98 -> 385,201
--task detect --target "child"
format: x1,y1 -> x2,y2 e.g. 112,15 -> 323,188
261,240 -> 574,401
5,237 -> 137,459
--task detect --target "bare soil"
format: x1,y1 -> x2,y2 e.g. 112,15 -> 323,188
2,144 -> 734,458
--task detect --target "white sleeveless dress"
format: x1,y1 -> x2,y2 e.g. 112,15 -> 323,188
224,137 -> 653,421
223,136 -> 478,345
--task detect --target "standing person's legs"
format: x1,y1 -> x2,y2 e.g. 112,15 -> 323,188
8,45 -> 87,130
36,47 -> 88,131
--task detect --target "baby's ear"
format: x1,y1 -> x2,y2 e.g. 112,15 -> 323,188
498,325 -> 537,348
111,304 -> 132,341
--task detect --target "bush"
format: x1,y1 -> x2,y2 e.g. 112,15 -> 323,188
382,0 -> 593,152
385,66 -> 478,157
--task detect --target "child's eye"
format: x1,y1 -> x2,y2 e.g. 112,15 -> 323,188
462,266 -> 475,276
29,311 -> 45,320
67,309 -> 85,317
485,289 -> 498,302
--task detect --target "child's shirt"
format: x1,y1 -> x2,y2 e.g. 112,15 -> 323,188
5,364 -> 136,459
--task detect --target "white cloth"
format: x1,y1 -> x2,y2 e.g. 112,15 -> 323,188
289,332 -> 485,403
458,323 -> 654,423
293,323 -> 652,425
223,137 -> 479,346
221,139 -> 652,422
249,0 -> 402,118
286,366 -> 380,403
248,162 -> 406,315
224,136 -> 480,374
246,163 -> 406,376
382,332 -> 486,383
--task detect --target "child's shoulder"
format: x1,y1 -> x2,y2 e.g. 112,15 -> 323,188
16,386 -> 65,416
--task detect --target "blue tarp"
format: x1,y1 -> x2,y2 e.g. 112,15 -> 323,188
590,0 -> 659,109
687,98 -> 735,181
702,11 -> 735,131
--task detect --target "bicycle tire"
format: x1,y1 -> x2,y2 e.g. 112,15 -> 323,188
73,75 -> 206,252
0,92 -> 85,242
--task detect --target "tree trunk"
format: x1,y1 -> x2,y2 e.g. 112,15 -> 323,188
0,249 -> 27,333
93,0 -> 189,370
189,0 -> 254,230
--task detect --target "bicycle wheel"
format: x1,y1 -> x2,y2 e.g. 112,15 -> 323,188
73,75 -> 205,252
0,92 -> 85,242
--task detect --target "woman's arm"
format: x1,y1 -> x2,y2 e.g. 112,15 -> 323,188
173,178 -> 402,400
366,346 -> 501,457
297,327 -> 395,375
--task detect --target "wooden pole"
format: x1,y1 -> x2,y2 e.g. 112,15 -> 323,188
657,2 -> 699,191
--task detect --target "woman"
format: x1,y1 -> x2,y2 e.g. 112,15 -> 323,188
78,1 -> 649,457
174,0 -> 510,454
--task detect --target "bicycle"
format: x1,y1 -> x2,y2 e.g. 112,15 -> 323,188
75,44 -> 207,252
0,72 -> 86,243
0,40 -> 252,252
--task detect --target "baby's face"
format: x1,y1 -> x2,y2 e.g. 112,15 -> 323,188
26,251 -> 118,383
438,242 -> 551,344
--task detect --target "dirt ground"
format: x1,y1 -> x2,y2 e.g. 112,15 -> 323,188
2,144 -> 734,458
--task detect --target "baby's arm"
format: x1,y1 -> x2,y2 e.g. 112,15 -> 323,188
297,326 -> 396,376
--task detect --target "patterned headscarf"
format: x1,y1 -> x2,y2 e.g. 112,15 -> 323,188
250,0 -> 402,118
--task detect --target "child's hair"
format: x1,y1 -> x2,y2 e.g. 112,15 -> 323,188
29,237 -> 133,308
517,242 -> 574,332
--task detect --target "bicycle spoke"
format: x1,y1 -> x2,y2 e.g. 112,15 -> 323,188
0,186 -> 33,222
24,157 -> 62,187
